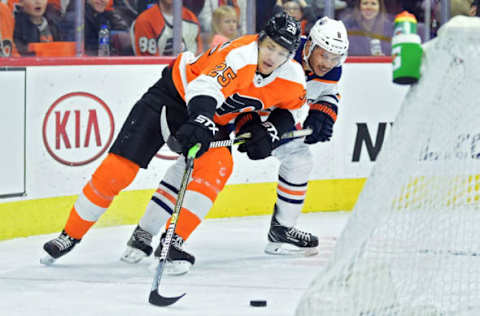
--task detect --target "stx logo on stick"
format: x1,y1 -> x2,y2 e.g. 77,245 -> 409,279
194,114 -> 219,135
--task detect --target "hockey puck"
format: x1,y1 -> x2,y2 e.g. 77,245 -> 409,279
250,300 -> 267,307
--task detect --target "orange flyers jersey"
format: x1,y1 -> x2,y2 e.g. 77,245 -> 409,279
171,34 -> 307,126
0,2 -> 17,57
132,5 -> 202,56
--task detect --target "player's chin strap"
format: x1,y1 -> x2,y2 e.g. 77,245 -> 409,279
166,128 -> 313,154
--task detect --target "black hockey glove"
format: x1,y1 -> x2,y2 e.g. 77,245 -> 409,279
176,96 -> 218,158
237,109 -> 295,160
176,114 -> 218,158
237,121 -> 277,160
303,103 -> 337,144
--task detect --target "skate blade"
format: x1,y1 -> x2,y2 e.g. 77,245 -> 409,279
40,254 -> 56,265
120,246 -> 148,264
264,242 -> 319,257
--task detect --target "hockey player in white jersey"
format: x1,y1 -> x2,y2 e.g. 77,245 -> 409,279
265,16 -> 348,255
121,17 -> 349,272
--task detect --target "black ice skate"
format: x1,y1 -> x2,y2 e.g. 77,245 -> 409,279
120,225 -> 153,264
154,232 -> 195,275
40,230 -> 80,265
265,208 -> 319,256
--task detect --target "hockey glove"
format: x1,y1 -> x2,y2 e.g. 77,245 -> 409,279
237,109 -> 295,160
303,103 -> 337,144
176,114 -> 218,158
237,121 -> 276,160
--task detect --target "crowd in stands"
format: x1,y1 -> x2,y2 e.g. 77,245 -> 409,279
0,0 -> 478,58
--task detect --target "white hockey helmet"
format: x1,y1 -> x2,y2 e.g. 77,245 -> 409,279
304,17 -> 349,66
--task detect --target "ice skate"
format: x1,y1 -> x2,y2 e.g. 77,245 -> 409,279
153,232 -> 195,275
121,225 -> 153,264
40,230 -> 80,265
265,210 -> 319,256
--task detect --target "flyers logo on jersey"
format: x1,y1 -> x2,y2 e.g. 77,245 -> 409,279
217,93 -> 264,116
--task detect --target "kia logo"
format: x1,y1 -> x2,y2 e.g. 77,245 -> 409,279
42,92 -> 115,166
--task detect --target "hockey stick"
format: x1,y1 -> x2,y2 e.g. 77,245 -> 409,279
148,144 -> 199,307
167,128 -> 312,153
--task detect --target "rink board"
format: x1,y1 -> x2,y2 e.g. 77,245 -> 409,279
0,58 -> 407,240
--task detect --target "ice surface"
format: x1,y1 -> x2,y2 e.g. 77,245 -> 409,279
0,212 -> 349,316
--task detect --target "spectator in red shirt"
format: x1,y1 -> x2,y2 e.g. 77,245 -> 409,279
131,0 -> 202,56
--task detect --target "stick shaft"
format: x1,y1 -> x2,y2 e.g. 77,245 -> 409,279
150,146 -> 198,292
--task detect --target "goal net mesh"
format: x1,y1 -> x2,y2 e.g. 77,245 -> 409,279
296,16 -> 480,316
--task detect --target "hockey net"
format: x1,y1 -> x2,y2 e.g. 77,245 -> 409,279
296,16 -> 480,316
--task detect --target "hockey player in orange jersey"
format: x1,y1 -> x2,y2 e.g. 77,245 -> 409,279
41,12 -> 307,264
131,0 -> 202,56
120,17 -> 350,274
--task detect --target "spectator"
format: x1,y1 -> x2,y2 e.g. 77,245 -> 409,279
342,0 -> 393,56
451,0 -> 475,16
131,0 -> 202,56
61,0 -> 129,55
13,0 -> 62,55
273,0 -> 317,35
428,0 -> 474,37
209,5 -> 238,48
0,1 -> 18,56
471,0 -> 479,16
197,0 -> 246,35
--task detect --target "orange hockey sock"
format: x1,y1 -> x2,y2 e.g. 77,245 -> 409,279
64,153 -> 140,240
166,208 -> 201,241
64,207 -> 95,240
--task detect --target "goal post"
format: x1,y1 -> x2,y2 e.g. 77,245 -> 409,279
296,16 -> 480,316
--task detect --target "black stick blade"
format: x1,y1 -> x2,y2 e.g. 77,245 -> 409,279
148,290 -> 185,307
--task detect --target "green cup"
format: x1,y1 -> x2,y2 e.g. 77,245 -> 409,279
392,34 -> 423,85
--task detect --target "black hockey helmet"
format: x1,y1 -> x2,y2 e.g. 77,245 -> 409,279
259,12 -> 301,54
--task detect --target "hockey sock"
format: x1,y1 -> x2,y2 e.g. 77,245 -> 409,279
165,207 -> 201,241
64,153 -> 139,239
275,176 -> 308,227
